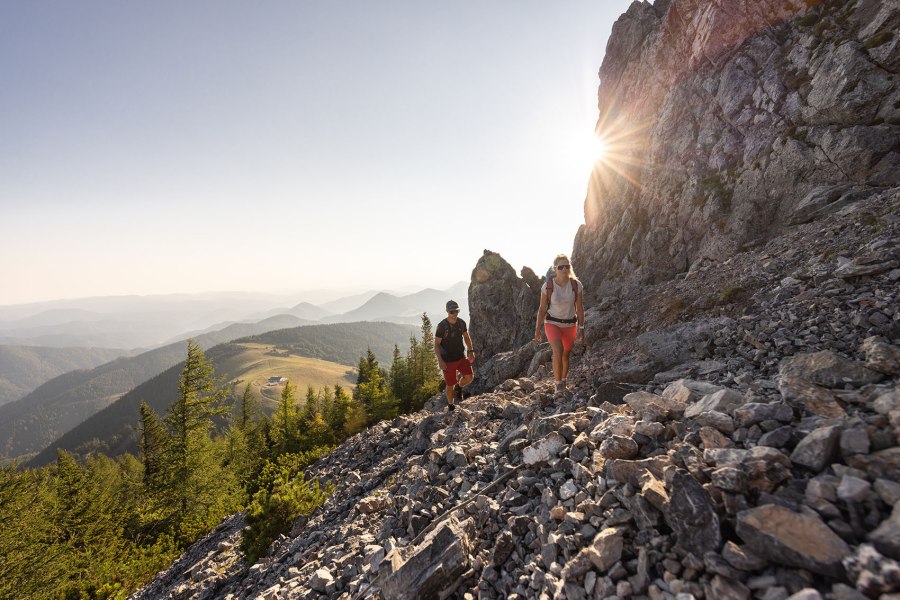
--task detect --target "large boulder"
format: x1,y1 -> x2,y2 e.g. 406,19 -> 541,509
468,250 -> 542,385
378,516 -> 475,600
736,504 -> 851,576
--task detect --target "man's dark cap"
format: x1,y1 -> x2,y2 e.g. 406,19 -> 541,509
446,300 -> 460,312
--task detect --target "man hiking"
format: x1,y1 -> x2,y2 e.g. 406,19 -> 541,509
434,300 -> 475,412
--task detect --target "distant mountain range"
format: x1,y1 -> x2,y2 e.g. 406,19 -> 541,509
0,284 -> 468,349
25,321 -> 418,467
321,283 -> 469,324
0,292 -> 302,349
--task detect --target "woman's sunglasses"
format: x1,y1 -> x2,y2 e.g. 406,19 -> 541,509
556,265 -> 571,270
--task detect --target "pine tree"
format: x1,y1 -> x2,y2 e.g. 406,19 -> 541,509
302,385 -> 319,425
390,344 -> 413,412
353,347 -> 380,403
163,340 -> 230,536
412,312 -> 441,409
328,384 -> 352,437
139,402 -> 169,495
54,451 -> 128,598
0,464 -> 61,598
238,383 -> 258,432
273,380 -> 298,453
359,367 -> 397,423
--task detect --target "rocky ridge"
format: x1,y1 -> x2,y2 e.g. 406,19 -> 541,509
132,189 -> 899,599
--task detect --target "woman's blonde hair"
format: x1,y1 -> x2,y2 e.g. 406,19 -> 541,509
553,254 -> 578,281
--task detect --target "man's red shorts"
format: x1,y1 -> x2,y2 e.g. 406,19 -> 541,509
441,357 -> 473,387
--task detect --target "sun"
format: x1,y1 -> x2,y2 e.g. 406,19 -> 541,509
591,134 -> 609,165
569,131 -> 610,173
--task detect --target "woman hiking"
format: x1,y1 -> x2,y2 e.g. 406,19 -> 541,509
534,254 -> 584,394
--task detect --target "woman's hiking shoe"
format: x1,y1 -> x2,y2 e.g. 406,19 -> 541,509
447,402 -> 455,412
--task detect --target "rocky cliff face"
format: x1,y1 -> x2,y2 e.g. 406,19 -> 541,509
573,0 -> 899,296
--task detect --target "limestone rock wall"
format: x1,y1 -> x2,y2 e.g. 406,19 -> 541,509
468,250 -> 542,360
573,0 -> 899,296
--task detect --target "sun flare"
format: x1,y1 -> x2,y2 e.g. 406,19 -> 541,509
567,132 -> 611,173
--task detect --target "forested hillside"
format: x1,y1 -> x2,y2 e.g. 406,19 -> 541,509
27,321 -> 418,466
0,314 -> 309,461
236,321 -> 419,366
0,345 -> 126,406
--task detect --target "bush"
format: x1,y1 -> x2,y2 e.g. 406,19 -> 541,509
240,452 -> 332,564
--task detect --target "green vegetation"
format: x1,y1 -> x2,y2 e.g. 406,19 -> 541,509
24,322 -> 414,467
237,321 -> 417,366
240,449 -> 332,564
1,340 -> 352,597
3,321 -> 412,466
1,316 -> 444,596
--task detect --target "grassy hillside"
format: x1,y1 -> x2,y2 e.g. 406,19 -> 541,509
215,342 -> 355,403
26,321 -> 417,466
0,345 -> 126,407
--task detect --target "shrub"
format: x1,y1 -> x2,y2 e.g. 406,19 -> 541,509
240,452 -> 332,564
718,285 -> 746,305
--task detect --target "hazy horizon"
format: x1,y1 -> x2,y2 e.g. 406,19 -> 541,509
0,280 -> 468,311
1,1 -> 632,306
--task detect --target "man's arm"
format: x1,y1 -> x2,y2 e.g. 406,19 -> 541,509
434,336 -> 446,370
463,331 -> 475,361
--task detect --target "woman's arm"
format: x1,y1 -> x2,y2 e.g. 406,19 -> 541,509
575,283 -> 585,343
535,291 -> 548,343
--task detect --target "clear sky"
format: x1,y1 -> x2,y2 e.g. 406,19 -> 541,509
0,1 -> 633,306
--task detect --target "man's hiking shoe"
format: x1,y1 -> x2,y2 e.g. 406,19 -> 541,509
447,402 -> 455,412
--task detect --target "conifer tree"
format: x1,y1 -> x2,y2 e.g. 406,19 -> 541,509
163,340 -> 230,534
389,344 -> 413,412
353,348 -> 381,403
238,383 -> 258,432
412,313 -> 441,409
407,335 -> 421,392
139,401 -> 169,495
273,380 -> 298,453
302,385 -> 319,424
328,384 -> 352,436
0,464 -> 60,598
358,367 -> 396,423
54,451 -> 127,597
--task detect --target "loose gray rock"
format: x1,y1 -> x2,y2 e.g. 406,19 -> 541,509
736,504 -> 851,576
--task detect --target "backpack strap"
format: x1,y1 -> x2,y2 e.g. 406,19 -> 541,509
545,278 -> 579,304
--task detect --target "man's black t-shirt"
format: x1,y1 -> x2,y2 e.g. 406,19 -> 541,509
436,317 -> 467,362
